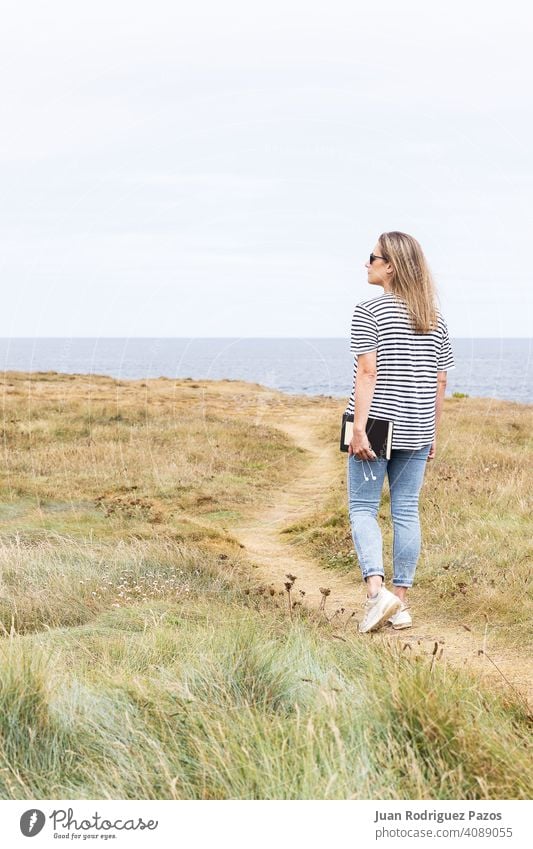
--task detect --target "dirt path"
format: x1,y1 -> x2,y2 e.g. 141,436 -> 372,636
232,413 -> 533,709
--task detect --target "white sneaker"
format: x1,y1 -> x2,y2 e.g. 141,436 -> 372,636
387,603 -> 412,629
358,586 -> 402,634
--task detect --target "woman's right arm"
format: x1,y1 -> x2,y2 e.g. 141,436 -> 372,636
435,371 -> 448,434
428,371 -> 448,460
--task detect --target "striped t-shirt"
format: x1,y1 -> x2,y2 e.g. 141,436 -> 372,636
344,292 -> 456,449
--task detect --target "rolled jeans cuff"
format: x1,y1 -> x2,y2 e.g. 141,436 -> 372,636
362,570 -> 385,582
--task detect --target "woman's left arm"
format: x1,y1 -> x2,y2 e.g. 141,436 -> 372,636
350,352 -> 377,457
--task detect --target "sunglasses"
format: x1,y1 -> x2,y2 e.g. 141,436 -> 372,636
369,253 -> 387,264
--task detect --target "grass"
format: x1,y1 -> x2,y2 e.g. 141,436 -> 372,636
1,592 -> 531,800
0,372 -> 531,799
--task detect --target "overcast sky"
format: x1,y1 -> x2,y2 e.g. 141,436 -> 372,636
1,0 -> 531,338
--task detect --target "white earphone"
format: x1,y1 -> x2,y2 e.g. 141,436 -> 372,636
362,459 -> 377,481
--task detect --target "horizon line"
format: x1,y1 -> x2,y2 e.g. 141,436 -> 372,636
0,336 -> 531,342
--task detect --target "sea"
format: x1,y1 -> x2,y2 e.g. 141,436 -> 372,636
0,337 -> 531,405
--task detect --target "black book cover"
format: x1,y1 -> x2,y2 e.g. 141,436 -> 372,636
340,413 -> 394,459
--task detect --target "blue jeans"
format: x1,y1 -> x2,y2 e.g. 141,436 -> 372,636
346,444 -> 431,588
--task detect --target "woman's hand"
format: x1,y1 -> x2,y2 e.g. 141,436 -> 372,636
427,438 -> 436,461
348,427 -> 377,460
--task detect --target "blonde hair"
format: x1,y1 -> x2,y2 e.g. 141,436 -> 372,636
377,231 -> 439,333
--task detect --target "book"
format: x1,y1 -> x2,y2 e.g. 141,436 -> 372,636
340,413 -> 394,459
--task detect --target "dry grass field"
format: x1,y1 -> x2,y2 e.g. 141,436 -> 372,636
0,371 -> 531,799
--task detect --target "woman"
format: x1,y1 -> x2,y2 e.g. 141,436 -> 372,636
345,231 -> 455,634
